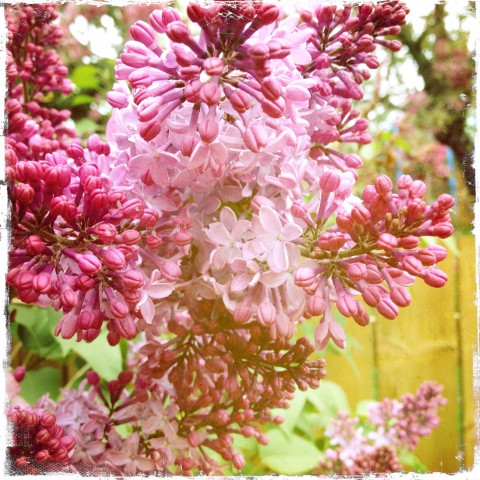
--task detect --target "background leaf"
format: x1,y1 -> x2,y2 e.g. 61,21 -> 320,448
258,430 -> 322,475
20,367 -> 61,404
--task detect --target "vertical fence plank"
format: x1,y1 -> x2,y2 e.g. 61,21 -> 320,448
458,235 -> 476,469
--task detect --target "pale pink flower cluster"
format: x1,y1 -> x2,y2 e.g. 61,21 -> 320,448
317,381 -> 446,474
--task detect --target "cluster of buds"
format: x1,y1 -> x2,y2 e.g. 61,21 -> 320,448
7,135 -> 189,345
7,407 -> 76,475
294,174 -> 454,349
6,5 -> 75,164
369,381 -> 447,450
316,381 -> 446,474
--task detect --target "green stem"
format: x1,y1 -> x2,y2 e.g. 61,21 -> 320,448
64,362 -> 90,390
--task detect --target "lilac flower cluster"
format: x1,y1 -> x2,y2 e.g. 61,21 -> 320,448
6,1 -> 455,474
317,382 -> 446,474
7,406 -> 76,474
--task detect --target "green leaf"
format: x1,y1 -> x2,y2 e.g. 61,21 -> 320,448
355,399 -> 376,418
61,330 -> 122,380
20,367 -> 61,404
71,65 -> 101,90
258,430 -> 322,475
75,118 -> 100,135
270,390 -> 307,433
70,94 -> 95,107
306,381 -> 350,420
398,450 -> 428,473
12,305 -> 65,360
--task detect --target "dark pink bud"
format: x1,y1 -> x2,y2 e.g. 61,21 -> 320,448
46,438 -> 60,451
83,175 -> 102,193
17,271 -> 34,289
319,170 -> 341,192
407,198 -> 426,220
173,230 -> 192,246
140,121 -> 161,141
417,248 -> 437,266
294,267 -> 317,287
261,97 -> 285,118
234,303 -> 251,323
433,223 -> 454,239
35,428 -> 51,445
243,125 -> 268,153
390,286 -> 412,307
249,43 -> 270,62
110,301 -> 129,319
346,263 -> 367,281
123,288 -> 142,304
291,199 -> 308,218
44,165 -> 71,189
59,436 -> 76,452
86,370 -> 100,385
397,174 -> 413,192
166,21 -> 191,43
52,447 -> 68,461
377,298 -> 399,320
90,189 -> 109,209
33,273 -> 51,294
423,268 -> 448,288
306,295 -> 325,316
437,194 -> 455,210
376,233 -> 398,252
130,21 -> 156,48
351,205 -> 371,224
76,275 -> 95,291
184,80 -> 203,103
78,254 -> 102,275
122,199 -> 144,219
160,261 -> 181,282
336,294 -> 358,317
14,183 -> 35,205
40,412 -> 56,428
232,453 -> 245,470
107,91 -> 129,109
267,38 -> 290,59
25,235 -> 46,255
257,302 -> 276,326
402,256 -> 423,275
258,3 -> 280,24
180,135 -> 199,156
374,175 -> 393,195
362,285 -> 382,307
103,249 -> 126,271
198,117 -> 219,143
150,8 -> 180,33
17,287 -> 40,303
94,223 -> 117,244
13,365 -> 26,383
410,180 -> 427,198
60,289 -> 77,309
140,208 -> 159,228
146,233 -> 163,249
426,245 -> 448,262
261,78 -> 283,101
35,450 -> 50,463
120,271 -> 143,291
78,311 -> 96,330
229,89 -> 251,113
399,236 -> 420,249
203,57 -> 224,76
122,229 -> 141,245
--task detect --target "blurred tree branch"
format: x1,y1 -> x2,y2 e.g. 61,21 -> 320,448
398,5 -> 475,196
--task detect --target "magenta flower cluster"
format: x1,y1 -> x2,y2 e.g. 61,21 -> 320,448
317,382 -> 446,474
6,1 -> 454,475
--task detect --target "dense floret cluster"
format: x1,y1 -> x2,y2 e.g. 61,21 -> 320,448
6,2 -> 453,475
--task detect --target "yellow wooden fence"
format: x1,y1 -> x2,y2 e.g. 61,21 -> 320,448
324,234 -> 477,472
